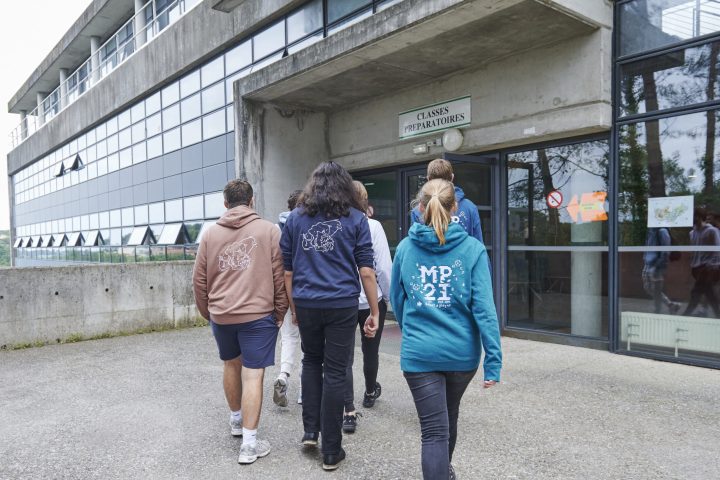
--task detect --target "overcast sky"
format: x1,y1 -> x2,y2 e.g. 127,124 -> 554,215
0,1 -> 93,230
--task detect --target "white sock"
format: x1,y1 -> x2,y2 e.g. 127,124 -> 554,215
242,428 -> 257,446
230,410 -> 242,423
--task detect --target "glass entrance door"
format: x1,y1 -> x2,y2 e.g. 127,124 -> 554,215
401,154 -> 498,297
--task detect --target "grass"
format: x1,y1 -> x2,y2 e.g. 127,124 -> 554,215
3,317 -> 209,351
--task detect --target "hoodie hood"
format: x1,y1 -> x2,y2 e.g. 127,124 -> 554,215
408,221 -> 468,252
278,211 -> 291,225
454,185 -> 465,202
217,205 -> 260,229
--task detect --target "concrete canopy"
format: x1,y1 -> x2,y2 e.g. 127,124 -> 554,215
8,0 -> 135,114
237,0 -> 602,111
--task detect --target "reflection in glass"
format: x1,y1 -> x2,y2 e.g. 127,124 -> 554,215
507,140 -> 610,338
181,119 -> 202,147
253,21 -> 285,60
620,0 -> 720,57
202,110 -> 226,140
165,199 -> 183,222
202,83 -> 225,114
181,93 -> 201,122
618,108 -> 720,362
225,40 -> 251,75
163,128 -> 181,153
287,0 -> 322,43
201,56 -> 224,88
149,202 -> 164,223
620,41 -> 720,117
180,70 -> 201,98
184,195 -> 204,220
328,0 -> 369,23
353,171 -> 398,254
162,81 -> 180,107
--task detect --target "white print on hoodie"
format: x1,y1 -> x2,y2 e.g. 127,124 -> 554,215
218,237 -> 257,272
302,220 -> 342,252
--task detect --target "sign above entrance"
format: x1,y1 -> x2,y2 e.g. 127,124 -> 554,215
399,96 -> 471,139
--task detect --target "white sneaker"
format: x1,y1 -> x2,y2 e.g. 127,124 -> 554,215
238,439 -> 271,464
230,417 -> 243,437
273,375 -> 288,407
297,386 -> 303,404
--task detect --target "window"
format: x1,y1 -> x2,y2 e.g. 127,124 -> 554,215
162,81 -> 180,106
620,0 -> 720,57
181,119 -> 202,147
127,226 -> 154,246
85,230 -> 102,246
146,91 -> 161,115
146,112 -> 162,137
225,40 -> 251,75
201,56 -> 224,88
147,135 -> 163,159
131,102 -> 145,124
157,222 -> 187,244
619,41 -> 720,117
165,199 -> 183,222
67,231 -> 84,246
328,0 -> 370,24
287,0 -> 323,44
184,195 -> 204,220
149,202 -> 165,223
163,128 -> 181,153
507,139 -> 610,338
202,83 -> 225,114
202,110 -> 226,140
180,70 -> 201,98
253,21 -> 285,60
132,121 -> 146,143
163,104 -> 180,129
181,93 -> 201,122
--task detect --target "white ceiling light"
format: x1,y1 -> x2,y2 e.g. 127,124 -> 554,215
442,128 -> 464,152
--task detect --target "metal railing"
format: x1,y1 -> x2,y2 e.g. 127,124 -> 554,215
9,0 -> 201,149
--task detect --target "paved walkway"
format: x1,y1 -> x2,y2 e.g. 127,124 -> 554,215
1,325 -> 718,479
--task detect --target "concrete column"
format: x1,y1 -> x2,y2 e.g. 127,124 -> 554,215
134,0 -> 148,47
19,110 -> 27,140
570,221 -> 603,337
90,36 -> 101,84
59,68 -> 69,109
237,99 -> 266,215
36,92 -> 46,126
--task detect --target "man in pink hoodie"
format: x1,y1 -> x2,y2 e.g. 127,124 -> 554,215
193,179 -> 288,465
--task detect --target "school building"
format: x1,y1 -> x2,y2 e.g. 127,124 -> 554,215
6,0 -> 720,368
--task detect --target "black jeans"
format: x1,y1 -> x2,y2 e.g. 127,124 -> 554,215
345,300 -> 387,412
297,305 -> 357,455
404,369 -> 477,480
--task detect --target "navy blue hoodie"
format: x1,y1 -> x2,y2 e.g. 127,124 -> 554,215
280,207 -> 374,308
411,186 -> 483,243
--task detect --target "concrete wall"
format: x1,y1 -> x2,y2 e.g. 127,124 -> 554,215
235,100 -> 327,221
0,262 -> 200,348
328,27 -> 612,171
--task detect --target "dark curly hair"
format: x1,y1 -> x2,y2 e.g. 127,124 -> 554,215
300,162 -> 363,218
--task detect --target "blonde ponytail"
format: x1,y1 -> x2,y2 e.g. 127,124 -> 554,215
416,179 -> 456,245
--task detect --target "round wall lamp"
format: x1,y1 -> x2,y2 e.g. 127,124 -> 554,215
442,128 -> 464,152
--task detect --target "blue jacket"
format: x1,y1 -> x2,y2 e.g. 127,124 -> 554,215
280,207 -> 374,309
390,222 -> 501,380
411,186 -> 483,243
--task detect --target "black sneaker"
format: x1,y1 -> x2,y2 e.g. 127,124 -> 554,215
362,382 -> 382,408
322,448 -> 346,471
342,413 -> 359,434
301,432 -> 319,446
449,464 -> 457,480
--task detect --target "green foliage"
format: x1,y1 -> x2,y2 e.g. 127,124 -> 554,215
0,230 -> 10,267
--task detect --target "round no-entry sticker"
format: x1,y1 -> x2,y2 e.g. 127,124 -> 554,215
546,190 -> 563,209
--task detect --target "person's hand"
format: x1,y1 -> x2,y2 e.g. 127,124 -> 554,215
483,380 -> 497,389
363,313 -> 379,338
275,315 -> 283,328
291,311 -> 299,326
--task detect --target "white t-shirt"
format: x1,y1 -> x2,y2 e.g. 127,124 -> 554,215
359,218 -> 392,310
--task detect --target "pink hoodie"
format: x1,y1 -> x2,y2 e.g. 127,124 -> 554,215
193,205 -> 288,324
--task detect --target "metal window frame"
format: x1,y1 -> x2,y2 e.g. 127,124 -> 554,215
612,0 -> 720,368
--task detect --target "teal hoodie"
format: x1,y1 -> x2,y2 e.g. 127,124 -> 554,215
390,222 -> 502,380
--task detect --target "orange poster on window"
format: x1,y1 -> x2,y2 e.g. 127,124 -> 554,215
566,192 -> 607,223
